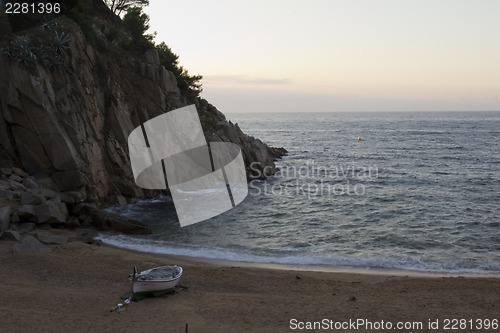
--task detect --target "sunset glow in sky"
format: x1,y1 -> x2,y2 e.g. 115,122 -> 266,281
145,0 -> 500,113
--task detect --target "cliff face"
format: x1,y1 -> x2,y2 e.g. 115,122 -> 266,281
0,2 -> 285,208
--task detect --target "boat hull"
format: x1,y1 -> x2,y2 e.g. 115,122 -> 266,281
132,278 -> 181,293
130,265 -> 183,293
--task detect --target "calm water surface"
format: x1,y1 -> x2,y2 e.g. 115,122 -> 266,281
101,112 -> 500,274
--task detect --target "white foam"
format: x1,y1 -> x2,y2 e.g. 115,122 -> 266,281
96,234 -> 500,275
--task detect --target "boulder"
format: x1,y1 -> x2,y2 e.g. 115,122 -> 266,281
38,188 -> 60,201
0,189 -> 14,200
3,230 -> 21,241
65,216 -> 81,228
18,222 -> 36,234
0,168 -> 12,176
10,211 -> 19,223
36,231 -> 68,245
58,192 -> 75,205
8,180 -> 26,191
68,236 -> 102,245
11,167 -> 29,177
92,239 -> 103,246
13,235 -> 51,254
0,180 -> 10,190
81,215 -> 92,227
34,201 -> 68,224
20,193 -> 45,205
77,205 -> 152,235
63,191 -> 85,204
23,177 -> 39,189
17,205 -> 37,221
8,174 -> 23,183
109,195 -> 127,206
269,147 -> 288,159
0,206 -> 11,234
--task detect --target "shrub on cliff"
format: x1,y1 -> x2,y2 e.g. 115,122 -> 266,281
121,6 -> 154,52
1,35 -> 37,68
156,42 -> 203,97
105,0 -> 150,15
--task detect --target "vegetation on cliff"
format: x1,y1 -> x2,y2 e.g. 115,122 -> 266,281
0,0 -> 285,201
104,0 -> 149,15
0,0 -> 286,239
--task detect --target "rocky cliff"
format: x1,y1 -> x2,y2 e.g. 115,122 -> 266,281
0,0 -> 286,238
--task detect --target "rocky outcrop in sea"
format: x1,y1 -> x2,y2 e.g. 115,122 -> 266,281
0,0 -> 286,243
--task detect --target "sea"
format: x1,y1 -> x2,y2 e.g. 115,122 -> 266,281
99,111 -> 500,274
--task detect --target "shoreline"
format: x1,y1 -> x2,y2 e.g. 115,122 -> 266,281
96,233 -> 500,279
1,235 -> 499,332
106,243 -> 500,279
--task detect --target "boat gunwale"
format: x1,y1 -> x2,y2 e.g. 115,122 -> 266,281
130,266 -> 183,284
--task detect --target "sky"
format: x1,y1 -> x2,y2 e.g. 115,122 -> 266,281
144,0 -> 500,113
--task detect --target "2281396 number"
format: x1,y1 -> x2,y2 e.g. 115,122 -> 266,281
443,318 -> 498,330
5,2 -> 61,14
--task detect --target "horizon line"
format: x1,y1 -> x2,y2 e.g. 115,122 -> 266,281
225,110 -> 500,114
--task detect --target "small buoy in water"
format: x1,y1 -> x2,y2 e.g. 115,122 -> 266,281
357,135 -> 362,141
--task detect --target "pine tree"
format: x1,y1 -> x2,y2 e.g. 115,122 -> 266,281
104,0 -> 149,16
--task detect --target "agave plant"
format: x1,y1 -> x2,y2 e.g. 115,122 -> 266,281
36,47 -> 51,66
12,35 -> 31,50
36,46 -> 66,71
46,54 -> 65,70
53,32 -> 71,54
17,49 -> 37,68
2,46 -> 16,63
17,52 -> 36,68
41,17 -> 58,30
2,35 -> 37,68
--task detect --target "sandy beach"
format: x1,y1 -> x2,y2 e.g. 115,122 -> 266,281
0,234 -> 499,333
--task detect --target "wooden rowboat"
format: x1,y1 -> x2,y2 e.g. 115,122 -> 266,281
130,265 -> 183,293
